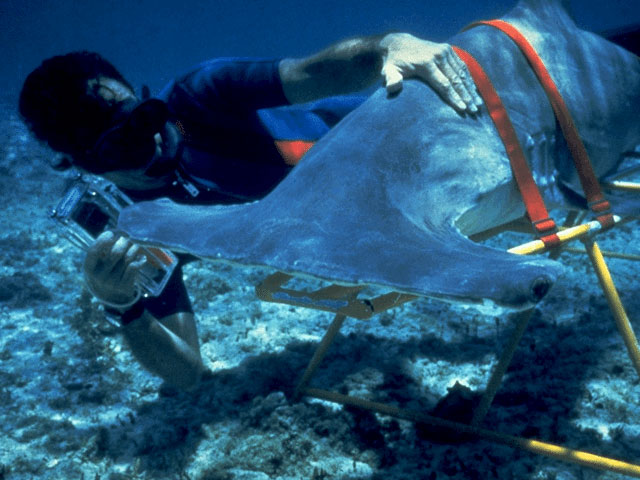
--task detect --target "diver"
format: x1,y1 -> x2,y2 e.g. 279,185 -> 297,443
19,33 -> 482,390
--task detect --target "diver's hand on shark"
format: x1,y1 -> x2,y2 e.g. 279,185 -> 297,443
279,32 -> 482,114
381,33 -> 483,114
83,231 -> 147,308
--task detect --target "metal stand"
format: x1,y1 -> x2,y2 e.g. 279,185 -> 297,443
254,207 -> 640,476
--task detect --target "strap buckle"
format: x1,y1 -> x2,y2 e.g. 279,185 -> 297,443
588,198 -> 615,230
531,217 -> 561,248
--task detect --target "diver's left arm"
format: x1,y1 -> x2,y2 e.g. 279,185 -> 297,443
83,231 -> 205,390
279,33 -> 483,113
120,310 -> 205,390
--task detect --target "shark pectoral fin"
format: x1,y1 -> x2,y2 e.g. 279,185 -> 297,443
119,197 -> 562,310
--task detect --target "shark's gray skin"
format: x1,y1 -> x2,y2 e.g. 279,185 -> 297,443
119,0 -> 640,309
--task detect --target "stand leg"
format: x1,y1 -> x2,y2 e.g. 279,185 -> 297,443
294,313 -> 347,399
582,239 -> 640,378
471,308 -> 534,426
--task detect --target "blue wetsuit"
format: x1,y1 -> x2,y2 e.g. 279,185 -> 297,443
127,58 -> 365,204
132,58 -> 365,317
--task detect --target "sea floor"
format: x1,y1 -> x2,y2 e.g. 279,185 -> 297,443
1,97 -> 640,479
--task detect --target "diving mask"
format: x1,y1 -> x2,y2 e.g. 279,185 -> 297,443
90,98 -> 170,173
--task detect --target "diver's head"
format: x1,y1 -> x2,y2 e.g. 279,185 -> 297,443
20,51 -> 177,184
19,51 -> 136,165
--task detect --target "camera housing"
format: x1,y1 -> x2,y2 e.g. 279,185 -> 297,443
50,174 -> 178,297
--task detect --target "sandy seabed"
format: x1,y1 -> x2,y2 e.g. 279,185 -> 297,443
1,96 -> 640,480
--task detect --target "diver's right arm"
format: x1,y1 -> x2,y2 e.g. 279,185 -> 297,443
83,231 -> 205,390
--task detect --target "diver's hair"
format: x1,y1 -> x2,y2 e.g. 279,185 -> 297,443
19,51 -> 134,167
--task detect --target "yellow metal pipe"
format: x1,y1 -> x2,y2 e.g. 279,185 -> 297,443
303,388 -> 640,477
604,180 -> 640,192
508,215 -> 623,256
582,239 -> 640,378
521,439 -> 640,477
508,222 -> 593,255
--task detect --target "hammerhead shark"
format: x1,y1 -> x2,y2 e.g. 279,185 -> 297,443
118,0 -> 640,309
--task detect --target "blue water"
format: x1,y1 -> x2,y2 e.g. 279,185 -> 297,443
1,0 -> 638,98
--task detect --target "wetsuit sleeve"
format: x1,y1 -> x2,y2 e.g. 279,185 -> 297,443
161,58 -> 290,115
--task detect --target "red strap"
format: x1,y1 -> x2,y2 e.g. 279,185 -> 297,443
453,46 -> 560,246
469,19 -> 614,229
274,140 -> 315,166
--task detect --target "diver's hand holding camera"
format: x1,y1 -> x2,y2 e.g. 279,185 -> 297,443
51,174 -> 178,310
83,231 -> 148,309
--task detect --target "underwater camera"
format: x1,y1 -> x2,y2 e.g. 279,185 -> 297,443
50,173 -> 177,297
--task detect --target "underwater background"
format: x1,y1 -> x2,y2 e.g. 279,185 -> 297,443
1,1 -> 640,479
1,0 -> 639,99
